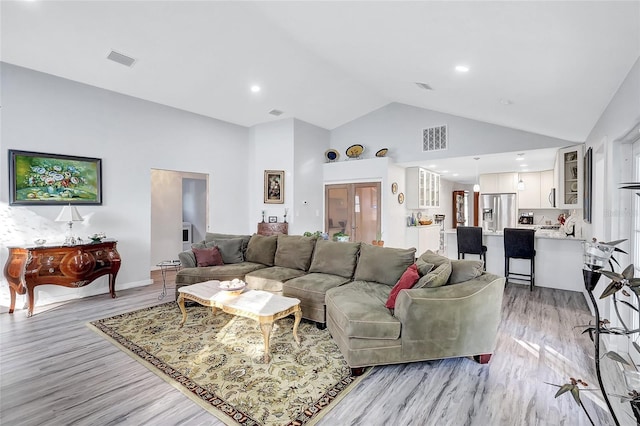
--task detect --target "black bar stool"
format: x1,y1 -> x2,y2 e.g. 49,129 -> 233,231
456,226 -> 487,269
503,228 -> 536,291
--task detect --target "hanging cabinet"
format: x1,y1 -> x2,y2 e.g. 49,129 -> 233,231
557,145 -> 583,210
406,167 -> 440,209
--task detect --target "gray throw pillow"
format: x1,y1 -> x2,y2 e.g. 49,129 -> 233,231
416,259 -> 434,276
414,261 -> 452,289
309,240 -> 361,278
418,250 -> 450,268
448,259 -> 484,284
274,235 -> 317,271
205,238 -> 244,264
205,233 -> 251,255
245,234 -> 278,266
353,244 -> 416,286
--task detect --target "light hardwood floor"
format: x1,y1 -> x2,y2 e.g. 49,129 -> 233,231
0,276 -> 633,425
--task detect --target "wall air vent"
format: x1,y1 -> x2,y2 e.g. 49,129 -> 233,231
415,82 -> 433,91
106,50 -> 136,67
422,125 -> 448,152
269,109 -> 284,116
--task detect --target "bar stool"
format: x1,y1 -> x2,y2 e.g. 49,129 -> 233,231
503,228 -> 536,291
456,226 -> 487,269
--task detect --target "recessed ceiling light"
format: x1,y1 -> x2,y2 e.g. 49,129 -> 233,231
520,164 -> 528,167
452,173 -> 459,177
455,65 -> 469,73
428,164 -> 437,168
441,170 -> 449,173
250,85 -> 261,93
516,153 -> 525,161
500,98 -> 514,106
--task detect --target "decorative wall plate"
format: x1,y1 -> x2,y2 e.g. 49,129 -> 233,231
346,144 -> 364,158
391,182 -> 398,194
325,149 -> 339,162
376,148 -> 388,157
398,192 -> 405,204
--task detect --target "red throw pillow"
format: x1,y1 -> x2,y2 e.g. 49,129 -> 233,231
192,246 -> 224,267
385,263 -> 420,310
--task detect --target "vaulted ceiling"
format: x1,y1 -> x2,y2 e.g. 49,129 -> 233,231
2,1 -> 639,143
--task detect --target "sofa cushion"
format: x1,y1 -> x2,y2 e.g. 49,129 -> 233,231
175,262 -> 267,286
309,240 -> 360,278
245,266 -> 306,293
192,246 -> 224,267
178,250 -> 197,268
385,263 -> 420,310
210,238 -> 244,264
274,235 -> 317,271
283,273 -> 351,306
205,232 -> 251,255
326,281 -> 401,339
245,234 -> 278,266
448,259 -> 484,284
418,250 -> 450,267
416,259 -> 434,276
353,245 -> 416,286
415,261 -> 452,289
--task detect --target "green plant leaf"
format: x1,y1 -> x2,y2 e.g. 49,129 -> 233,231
633,341 -> 640,355
619,300 -> 639,312
604,351 -> 631,365
604,239 -> 628,247
614,247 -> 629,255
555,383 -> 574,398
601,270 -> 623,281
623,264 -> 635,280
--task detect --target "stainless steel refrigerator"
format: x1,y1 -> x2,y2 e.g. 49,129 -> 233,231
481,193 -> 517,232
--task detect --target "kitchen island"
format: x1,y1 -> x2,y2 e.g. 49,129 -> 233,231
445,229 -> 585,293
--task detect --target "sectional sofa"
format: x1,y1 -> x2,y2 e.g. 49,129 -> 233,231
176,232 -> 506,372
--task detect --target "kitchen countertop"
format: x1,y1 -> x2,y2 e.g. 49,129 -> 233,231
444,228 -> 585,241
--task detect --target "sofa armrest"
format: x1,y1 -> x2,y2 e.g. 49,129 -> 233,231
394,274 -> 505,357
178,250 -> 196,268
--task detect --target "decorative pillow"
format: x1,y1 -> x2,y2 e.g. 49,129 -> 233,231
206,238 -> 244,264
205,233 -> 251,255
353,244 -> 416,286
385,263 -> 420,311
414,261 -> 452,289
192,246 -> 224,267
448,259 -> 484,284
274,235 -> 317,271
245,234 -> 278,266
416,259 -> 434,276
309,240 -> 361,278
417,250 -> 450,268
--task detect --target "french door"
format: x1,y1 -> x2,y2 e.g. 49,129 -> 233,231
325,182 -> 381,243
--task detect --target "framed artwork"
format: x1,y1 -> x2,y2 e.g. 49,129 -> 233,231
264,170 -> 284,204
268,216 -> 277,223
9,150 -> 102,205
583,147 -> 593,223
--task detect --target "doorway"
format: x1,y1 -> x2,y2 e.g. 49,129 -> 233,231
325,182 -> 381,243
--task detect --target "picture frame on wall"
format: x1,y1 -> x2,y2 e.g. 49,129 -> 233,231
268,216 -> 278,223
264,170 -> 284,204
9,150 -> 102,205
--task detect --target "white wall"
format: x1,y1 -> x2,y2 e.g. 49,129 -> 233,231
0,63 -> 249,310
292,119 -> 329,235
330,102 -> 574,164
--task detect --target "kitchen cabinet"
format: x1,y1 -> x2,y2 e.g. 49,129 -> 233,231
406,225 -> 440,254
406,167 -> 440,209
557,145 -> 583,209
517,170 -> 555,209
479,172 -> 518,193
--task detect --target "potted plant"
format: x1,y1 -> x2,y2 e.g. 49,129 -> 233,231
333,231 -> 349,242
372,231 -> 384,246
548,238 -> 640,425
303,231 -> 329,240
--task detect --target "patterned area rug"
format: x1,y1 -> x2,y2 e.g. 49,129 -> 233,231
88,302 -> 369,425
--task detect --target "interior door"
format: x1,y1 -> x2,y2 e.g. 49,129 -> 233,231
325,182 -> 381,243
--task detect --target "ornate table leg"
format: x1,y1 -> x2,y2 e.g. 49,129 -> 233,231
26,285 -> 35,318
178,294 -> 187,328
293,307 -> 301,345
260,321 -> 274,363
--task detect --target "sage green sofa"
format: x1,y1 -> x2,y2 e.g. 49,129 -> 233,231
176,233 -> 505,372
325,249 -> 506,371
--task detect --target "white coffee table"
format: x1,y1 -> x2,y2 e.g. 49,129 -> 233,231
177,280 -> 302,362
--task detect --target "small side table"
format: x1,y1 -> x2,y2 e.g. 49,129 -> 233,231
156,260 -> 181,300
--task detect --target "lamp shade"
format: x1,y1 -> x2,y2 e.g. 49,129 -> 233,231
55,204 -> 83,222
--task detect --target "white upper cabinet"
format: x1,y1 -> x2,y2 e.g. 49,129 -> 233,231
517,170 -> 555,209
479,172 -> 518,193
406,167 -> 440,209
557,145 -> 583,210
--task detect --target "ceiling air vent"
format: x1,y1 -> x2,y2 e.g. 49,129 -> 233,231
106,50 -> 136,67
269,109 -> 284,116
422,125 -> 448,152
415,82 -> 433,91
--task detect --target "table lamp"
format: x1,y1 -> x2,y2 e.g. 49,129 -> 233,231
55,204 -> 84,245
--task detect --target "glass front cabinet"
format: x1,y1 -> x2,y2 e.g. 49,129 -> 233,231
406,167 -> 440,209
557,144 -> 584,210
